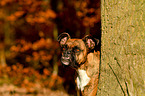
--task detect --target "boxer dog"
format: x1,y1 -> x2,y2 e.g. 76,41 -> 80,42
58,32 -> 100,96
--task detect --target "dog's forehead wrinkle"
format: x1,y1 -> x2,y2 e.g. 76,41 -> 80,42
66,39 -> 85,49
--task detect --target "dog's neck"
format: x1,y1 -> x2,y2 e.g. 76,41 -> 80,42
78,51 -> 97,70
76,51 -> 100,91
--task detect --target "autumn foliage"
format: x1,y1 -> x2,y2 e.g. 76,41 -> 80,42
0,0 -> 100,95
0,38 -> 63,94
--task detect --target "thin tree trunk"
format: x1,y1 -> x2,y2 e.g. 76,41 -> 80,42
0,21 -> 14,67
0,43 -> 6,67
98,0 -> 145,95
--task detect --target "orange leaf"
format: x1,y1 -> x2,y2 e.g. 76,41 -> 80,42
45,9 -> 56,19
43,68 -> 51,76
23,79 -> 29,84
77,11 -> 83,17
14,11 -> 24,17
26,56 -> 31,62
12,65 -> 17,71
23,68 -> 29,73
7,15 -> 16,21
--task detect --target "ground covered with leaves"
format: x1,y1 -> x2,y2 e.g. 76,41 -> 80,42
0,64 -> 68,96
0,84 -> 68,96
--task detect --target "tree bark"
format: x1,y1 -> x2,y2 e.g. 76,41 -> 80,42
98,0 -> 145,96
0,43 -> 6,67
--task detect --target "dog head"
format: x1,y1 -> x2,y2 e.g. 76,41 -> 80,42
57,32 -> 99,68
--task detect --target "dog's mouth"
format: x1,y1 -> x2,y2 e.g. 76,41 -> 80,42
61,58 -> 70,65
61,55 -> 78,68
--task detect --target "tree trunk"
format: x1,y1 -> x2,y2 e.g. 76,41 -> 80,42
0,43 -> 6,67
97,0 -> 145,96
0,21 -> 14,67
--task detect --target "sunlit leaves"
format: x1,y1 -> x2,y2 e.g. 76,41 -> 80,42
26,9 -> 56,24
10,38 -> 53,52
0,0 -> 56,24
39,9 -> 56,19
74,1 -> 100,27
43,68 -> 51,76
0,63 -> 64,93
7,37 -> 62,92
0,0 -> 100,94
0,9 -> 7,20
9,38 -> 56,69
0,0 -> 14,6
0,0 -> 100,26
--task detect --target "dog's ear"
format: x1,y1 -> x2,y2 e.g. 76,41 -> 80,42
83,35 -> 99,50
57,32 -> 71,46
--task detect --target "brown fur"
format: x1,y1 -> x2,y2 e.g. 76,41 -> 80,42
81,51 -> 100,96
66,39 -> 87,65
66,39 -> 100,96
58,33 -> 100,96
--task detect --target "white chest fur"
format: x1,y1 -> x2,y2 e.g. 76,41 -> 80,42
77,69 -> 90,91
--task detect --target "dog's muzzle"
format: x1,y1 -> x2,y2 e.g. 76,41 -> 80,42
61,56 -> 71,65
61,50 -> 72,66
61,50 -> 78,68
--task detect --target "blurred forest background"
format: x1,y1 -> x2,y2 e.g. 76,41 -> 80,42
0,0 -> 100,95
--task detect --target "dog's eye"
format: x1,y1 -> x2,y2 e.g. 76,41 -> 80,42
75,49 -> 80,52
62,48 -> 66,51
62,45 -> 68,51
76,49 -> 80,51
